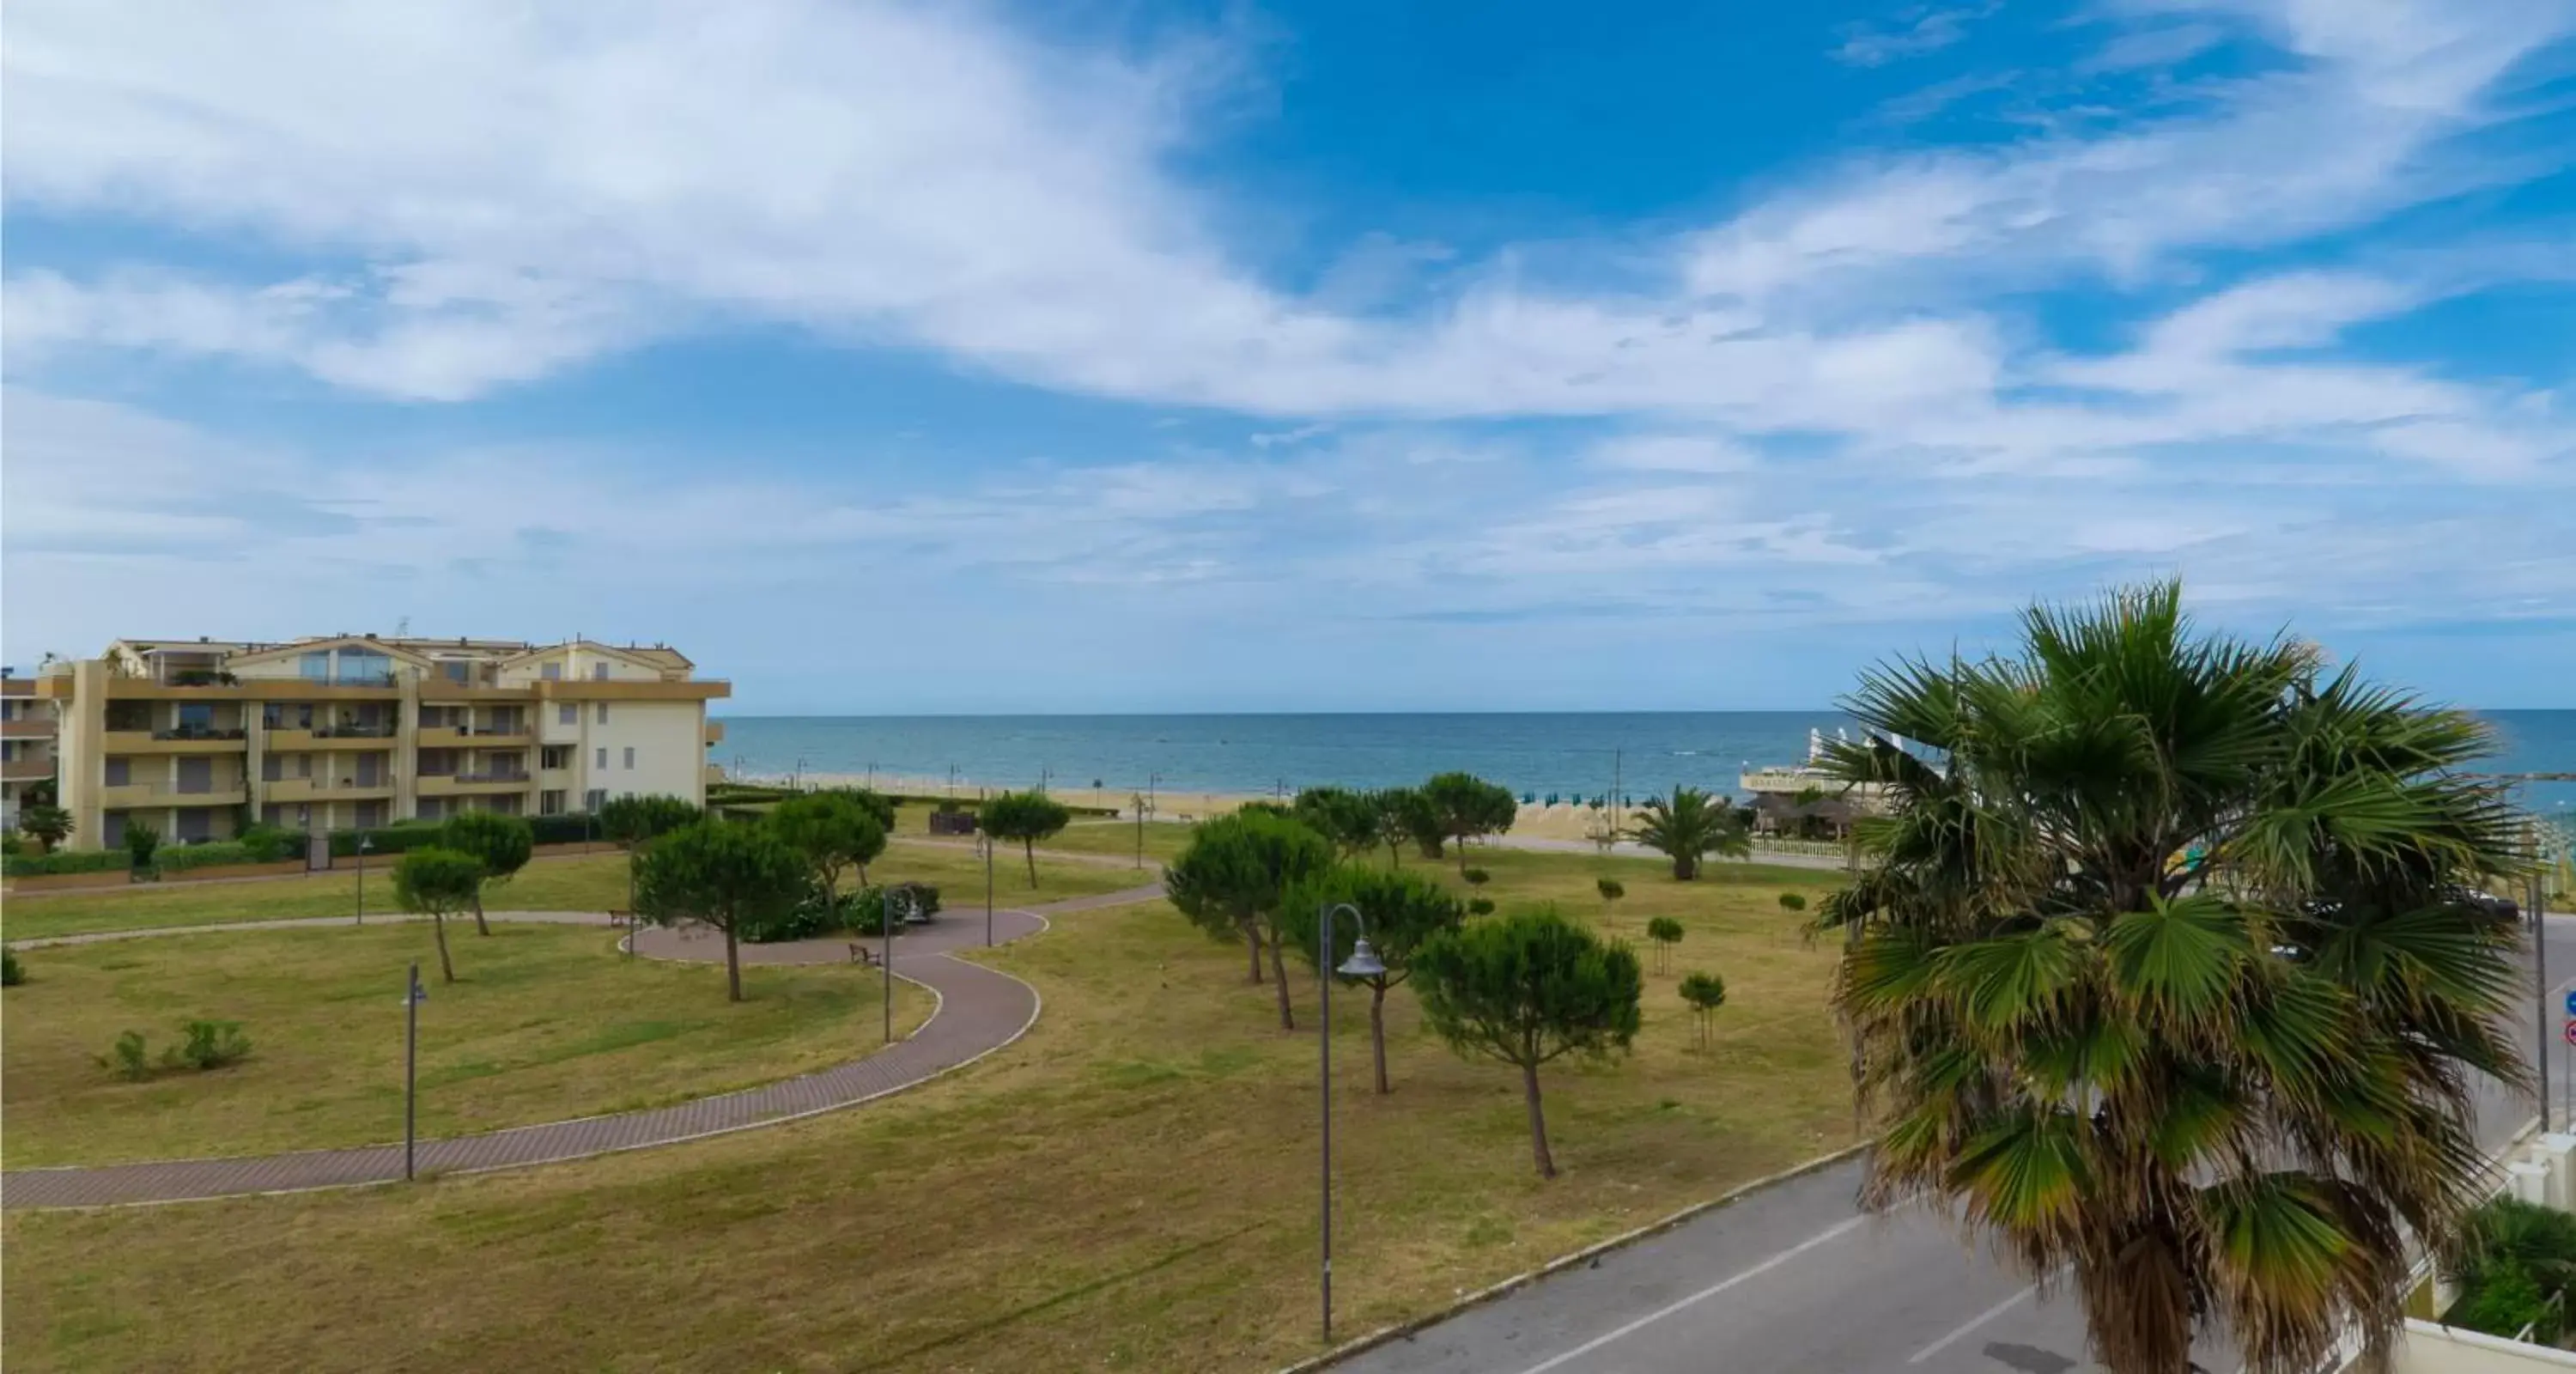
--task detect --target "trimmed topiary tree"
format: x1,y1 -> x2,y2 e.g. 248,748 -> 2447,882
1645,915 -> 1684,974
123,821 -> 161,872
1679,971 -> 1728,1049
1164,810 -> 1336,1030
1279,865 -> 1466,1093
635,819 -> 811,1003
20,804 -> 71,854
598,793 -> 702,915
980,791 -> 1072,888
769,792 -> 887,914
440,811 -> 533,936
1419,772 -> 1517,873
1413,906 -> 1643,1178
392,846 -> 483,983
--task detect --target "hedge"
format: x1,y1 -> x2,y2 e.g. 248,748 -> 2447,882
528,813 -> 600,845
155,842 -> 260,874
326,822 -> 447,859
3,848 -> 131,877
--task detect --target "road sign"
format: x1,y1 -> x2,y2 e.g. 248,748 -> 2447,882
2564,988 -> 2574,1018
2562,1019 -> 2575,1047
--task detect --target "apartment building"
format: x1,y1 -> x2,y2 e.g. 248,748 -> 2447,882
37,634 -> 728,850
2,673 -> 58,829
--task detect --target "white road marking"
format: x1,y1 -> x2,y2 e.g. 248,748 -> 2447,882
1906,1280 -> 2044,1365
1509,1216 -> 1868,1374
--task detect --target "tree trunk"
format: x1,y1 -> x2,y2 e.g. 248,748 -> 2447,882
1268,924 -> 1295,1030
1675,854 -> 1694,881
431,911 -> 456,983
1522,1059 -> 1556,1178
471,889 -> 491,936
1386,839 -> 1402,870
1458,840 -> 1469,875
1370,982 -> 1389,1094
1024,838 -> 1038,887
1245,921 -> 1265,983
723,922 -> 743,1002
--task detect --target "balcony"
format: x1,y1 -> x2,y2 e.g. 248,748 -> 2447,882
704,720 -> 726,746
265,725 -> 398,750
262,775 -> 397,803
100,781 -> 252,808
416,725 -> 530,749
2,757 -> 53,782
418,771 -> 532,797
2,718 -> 54,739
101,728 -> 250,755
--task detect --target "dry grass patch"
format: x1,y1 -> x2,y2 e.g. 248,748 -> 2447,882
2,923 -> 928,1165
3,853 -> 1851,1373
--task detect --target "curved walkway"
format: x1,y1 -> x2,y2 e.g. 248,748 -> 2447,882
2,883 -> 1163,1210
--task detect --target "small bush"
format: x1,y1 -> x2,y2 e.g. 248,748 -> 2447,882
1595,878 -> 1625,902
1467,897 -> 1496,916
527,813 -> 599,846
101,1030 -> 153,1081
155,841 -> 259,874
4,848 -> 131,878
888,882 -> 940,918
1777,892 -> 1807,912
123,822 -> 161,869
2,949 -> 22,987
740,886 -> 845,944
1461,867 -> 1491,886
165,1019 -> 252,1071
2451,1261 -> 2554,1343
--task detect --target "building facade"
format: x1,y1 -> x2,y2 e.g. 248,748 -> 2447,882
36,635 -> 726,850
2,674 -> 59,829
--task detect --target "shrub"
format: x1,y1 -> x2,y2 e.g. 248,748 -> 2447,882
1461,867 -> 1491,886
888,882 -> 940,918
164,1019 -> 252,1071
102,1030 -> 153,1081
155,841 -> 260,874
1467,897 -> 1496,916
740,885 -> 845,944
2,949 -> 22,987
1777,892 -> 1807,912
123,822 -> 161,869
4,848 -> 131,878
2450,1262 -> 2554,1344
1595,878 -> 1625,903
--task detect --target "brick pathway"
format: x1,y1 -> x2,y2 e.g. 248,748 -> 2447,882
1,883 -> 1163,1210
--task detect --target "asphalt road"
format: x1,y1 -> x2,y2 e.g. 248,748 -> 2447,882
1339,912 -> 2573,1374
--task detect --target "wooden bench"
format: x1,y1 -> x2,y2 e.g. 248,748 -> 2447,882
848,942 -> 879,969
606,909 -> 635,929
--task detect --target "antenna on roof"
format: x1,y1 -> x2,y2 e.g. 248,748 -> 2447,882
396,616 -> 410,638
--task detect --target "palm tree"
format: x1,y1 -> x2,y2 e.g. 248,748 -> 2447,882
1625,787 -> 1749,879
1818,581 -> 2530,1374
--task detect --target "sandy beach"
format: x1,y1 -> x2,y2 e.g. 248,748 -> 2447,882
732,767 -> 1644,841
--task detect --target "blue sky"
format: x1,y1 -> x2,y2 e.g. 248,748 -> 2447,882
3,0 -> 2573,713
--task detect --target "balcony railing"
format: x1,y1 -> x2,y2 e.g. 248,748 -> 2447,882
463,726 -> 529,739
455,770 -> 531,784
154,726 -> 248,742
313,722 -> 398,739
295,672 -> 399,689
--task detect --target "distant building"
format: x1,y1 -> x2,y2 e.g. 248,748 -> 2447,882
2,672 -> 58,829
33,634 -> 728,850
1737,727 -> 1894,841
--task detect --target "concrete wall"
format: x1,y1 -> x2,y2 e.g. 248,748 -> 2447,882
2395,1320 -> 2576,1373
568,698 -> 705,806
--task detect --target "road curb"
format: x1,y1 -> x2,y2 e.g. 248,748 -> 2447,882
1271,1140 -> 1873,1374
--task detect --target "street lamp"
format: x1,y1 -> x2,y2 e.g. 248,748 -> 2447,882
355,835 -> 375,926
403,961 -> 428,1180
980,833 -> 995,947
883,885 -> 912,1045
1317,901 -> 1385,1342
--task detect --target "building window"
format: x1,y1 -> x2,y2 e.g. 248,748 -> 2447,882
416,798 -> 443,822
585,788 -> 607,812
623,746 -> 635,770
541,745 -> 569,769
541,662 -> 562,681
596,702 -> 610,724
105,757 -> 131,786
596,746 -> 607,769
177,702 -> 214,732
300,651 -> 330,681
591,662 -> 607,680
540,789 -> 566,816
558,703 -> 576,726
175,807 -> 214,842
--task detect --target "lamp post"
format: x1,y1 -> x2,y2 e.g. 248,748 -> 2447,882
884,885 -> 907,1045
981,833 -> 995,947
1317,901 -> 1385,1343
355,835 -> 374,926
403,961 -> 428,1180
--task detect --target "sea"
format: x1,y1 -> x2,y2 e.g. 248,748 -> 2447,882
713,710 -> 2576,824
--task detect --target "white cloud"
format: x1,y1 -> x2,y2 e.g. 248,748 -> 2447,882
1832,3 -> 2001,67
1589,435 -> 1759,473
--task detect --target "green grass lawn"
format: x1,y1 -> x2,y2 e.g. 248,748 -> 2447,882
3,848 -> 1851,1373
4,847 -> 1149,944
1,923 -> 930,1166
